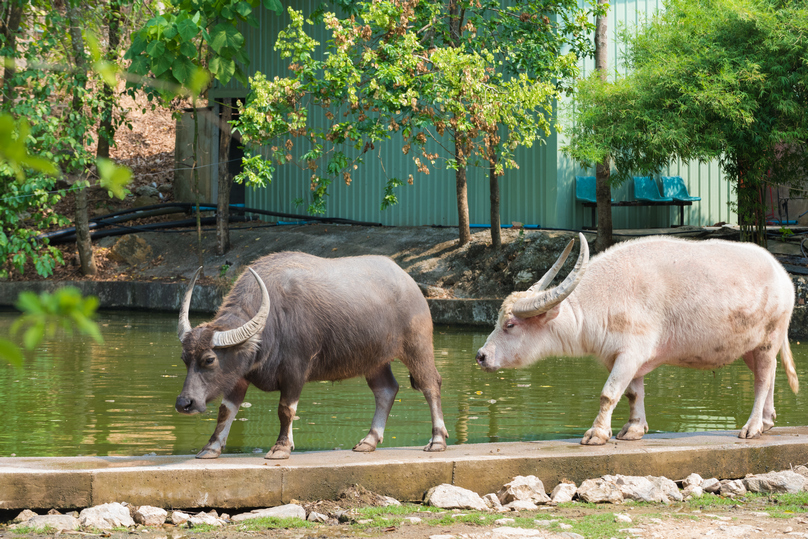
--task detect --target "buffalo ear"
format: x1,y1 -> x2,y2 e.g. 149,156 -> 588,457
544,304 -> 561,321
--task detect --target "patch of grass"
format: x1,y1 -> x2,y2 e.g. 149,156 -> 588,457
566,512 -> 626,539
233,516 -> 316,532
12,525 -> 56,535
352,503 -> 425,517
428,512 -> 498,526
750,492 -> 808,518
685,493 -> 741,509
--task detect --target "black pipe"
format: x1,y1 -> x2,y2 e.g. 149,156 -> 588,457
49,215 -> 249,244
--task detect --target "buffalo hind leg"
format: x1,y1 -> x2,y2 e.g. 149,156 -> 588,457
197,380 -> 249,459
354,363 -> 399,452
616,376 -> 649,441
266,386 -> 302,460
401,334 -> 448,452
740,346 -> 778,438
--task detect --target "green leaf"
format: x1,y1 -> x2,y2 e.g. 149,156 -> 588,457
186,67 -> 211,98
23,322 -> 45,351
264,0 -> 283,15
209,23 -> 243,54
209,56 -> 236,84
152,52 -> 175,78
97,158 -> 132,199
145,40 -> 167,59
172,56 -> 195,84
177,18 -> 199,42
0,338 -> 23,368
221,5 -> 234,19
235,1 -> 253,18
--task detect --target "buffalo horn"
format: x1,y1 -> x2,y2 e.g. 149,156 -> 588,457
177,266 -> 204,342
513,233 -> 589,318
525,238 -> 575,293
211,268 -> 271,348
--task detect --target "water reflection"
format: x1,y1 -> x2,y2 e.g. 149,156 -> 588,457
0,311 -> 806,457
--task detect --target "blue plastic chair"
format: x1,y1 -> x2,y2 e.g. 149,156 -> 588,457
575,176 -> 597,203
634,176 -> 673,202
661,176 -> 701,202
576,176 -> 614,203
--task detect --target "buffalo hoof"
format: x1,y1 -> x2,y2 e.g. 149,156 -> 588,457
423,439 -> 447,452
196,448 -> 221,459
616,420 -> 648,441
352,440 -> 377,452
739,425 -> 763,439
581,427 -> 610,445
266,447 -> 291,460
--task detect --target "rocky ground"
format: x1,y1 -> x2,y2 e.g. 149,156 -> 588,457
4,470 -> 808,539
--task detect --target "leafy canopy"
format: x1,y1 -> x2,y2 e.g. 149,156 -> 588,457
234,0 -> 598,214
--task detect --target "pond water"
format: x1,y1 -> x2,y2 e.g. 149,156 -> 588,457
1,310 -> 807,457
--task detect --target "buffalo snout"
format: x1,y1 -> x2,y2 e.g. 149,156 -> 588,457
176,395 -> 204,414
476,349 -> 497,372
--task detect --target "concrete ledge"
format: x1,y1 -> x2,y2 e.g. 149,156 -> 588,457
2,428 -> 808,510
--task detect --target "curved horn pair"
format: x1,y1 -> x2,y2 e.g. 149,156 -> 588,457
177,267 -> 271,348
512,233 -> 589,318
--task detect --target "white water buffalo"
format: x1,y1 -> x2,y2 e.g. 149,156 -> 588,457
176,252 -> 448,459
476,233 -> 799,445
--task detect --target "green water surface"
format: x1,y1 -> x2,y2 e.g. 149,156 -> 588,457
1,310 -> 806,457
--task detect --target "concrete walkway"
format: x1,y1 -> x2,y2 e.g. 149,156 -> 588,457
2,427 -> 807,511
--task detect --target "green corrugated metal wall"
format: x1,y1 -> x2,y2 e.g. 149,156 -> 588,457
209,0 -> 737,229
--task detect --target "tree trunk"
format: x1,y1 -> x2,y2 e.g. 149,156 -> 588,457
66,3 -> 96,275
1,0 -> 24,106
489,152 -> 501,249
216,99 -> 233,256
96,0 -> 121,159
593,0 -> 613,252
455,129 -> 471,246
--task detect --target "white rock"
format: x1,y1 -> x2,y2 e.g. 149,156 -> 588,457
134,505 -> 167,526
425,484 -> 489,511
794,465 -> 808,480
683,473 -> 703,488
577,477 -> 623,504
379,495 -> 402,506
171,511 -> 191,525
683,485 -> 704,499
505,499 -> 538,511
484,493 -> 504,509
13,509 -> 38,523
615,513 -> 632,523
307,511 -> 329,523
743,471 -> 805,494
551,482 -> 577,504
429,535 -> 457,539
491,527 -> 546,537
11,515 -> 79,532
719,479 -> 747,497
497,475 -> 550,505
618,528 -> 645,535
718,525 -> 758,536
559,533 -> 585,539
231,504 -> 307,522
702,478 -> 721,493
559,523 -> 573,530
534,519 -> 558,527
495,518 -> 516,525
79,502 -> 135,530
403,516 -> 422,524
188,512 -> 225,527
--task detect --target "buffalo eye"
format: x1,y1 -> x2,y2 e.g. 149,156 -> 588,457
202,355 -> 216,367
505,322 -> 515,329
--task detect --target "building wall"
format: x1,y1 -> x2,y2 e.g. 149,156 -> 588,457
208,0 -> 738,229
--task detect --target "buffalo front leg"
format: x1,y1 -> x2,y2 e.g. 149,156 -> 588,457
266,386 -> 302,460
354,363 -> 400,452
197,380 -> 249,459
616,376 -> 649,441
582,357 -> 637,445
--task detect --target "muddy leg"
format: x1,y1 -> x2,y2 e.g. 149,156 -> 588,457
617,376 -> 648,441
741,347 -> 777,438
354,363 -> 399,452
582,355 -> 637,445
197,380 -> 249,459
400,328 -> 448,452
266,386 -> 302,460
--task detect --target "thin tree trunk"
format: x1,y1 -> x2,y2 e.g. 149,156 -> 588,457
67,3 -> 96,275
97,0 -> 121,159
455,129 -> 471,246
216,99 -> 233,256
593,0 -> 613,252
1,0 -> 24,106
192,106 -> 204,272
489,152 -> 501,249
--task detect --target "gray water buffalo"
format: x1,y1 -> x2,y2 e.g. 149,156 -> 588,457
176,252 -> 448,459
476,233 -> 799,445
